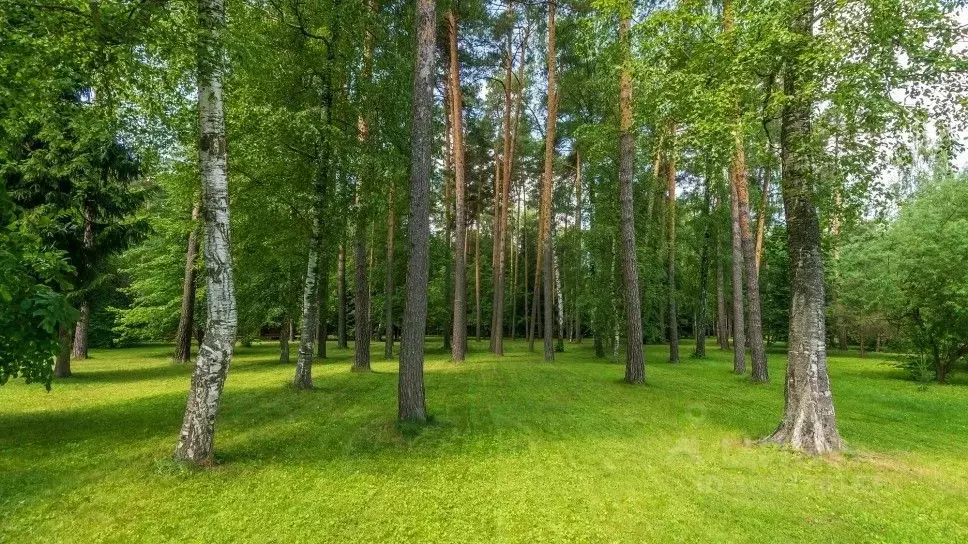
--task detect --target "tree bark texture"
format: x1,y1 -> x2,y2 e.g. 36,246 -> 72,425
540,1 -> 558,362
666,141 -> 680,364
448,9 -> 468,363
398,0 -> 435,423
174,202 -> 201,363
618,15 -> 645,383
174,0 -> 238,465
766,0 -> 842,453
730,181 -> 747,374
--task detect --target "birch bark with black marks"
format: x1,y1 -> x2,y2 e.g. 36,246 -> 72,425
398,0 -> 435,422
174,0 -> 237,465
766,0 -> 841,453
174,202 -> 201,363
618,13 -> 645,383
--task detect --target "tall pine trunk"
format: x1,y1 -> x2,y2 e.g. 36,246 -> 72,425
398,0 -> 435,423
337,242 -> 347,349
174,202 -> 201,363
174,0 -> 237,464
540,0 -> 558,362
766,0 -> 841,453
384,182 -> 396,359
354,15 -> 374,372
694,174 -> 712,358
448,9 -> 468,362
730,181 -> 747,374
618,13 -> 645,383
715,226 -> 729,350
666,140 -> 679,363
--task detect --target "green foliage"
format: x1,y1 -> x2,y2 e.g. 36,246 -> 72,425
0,189 -> 75,388
837,175 -> 968,380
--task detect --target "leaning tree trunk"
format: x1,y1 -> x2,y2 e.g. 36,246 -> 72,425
174,0 -> 238,465
666,140 -> 680,364
765,0 -> 842,454
540,0 -> 558,363
398,0 -> 435,423
71,205 -> 94,361
448,9 -> 467,363
730,181 -> 747,374
618,14 -> 645,383
174,202 -> 201,363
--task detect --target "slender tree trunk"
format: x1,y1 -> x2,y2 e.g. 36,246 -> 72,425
399,0 -> 435,422
666,140 -> 680,363
337,242 -> 347,349
694,174 -> 712,359
554,242 -> 565,352
71,205 -> 95,360
510,189 -> 521,339
755,165 -> 770,274
174,202 -> 201,363
474,222 -> 481,342
766,0 -> 842,454
731,140 -> 769,381
317,256 -> 330,360
573,150 -> 583,343
174,0 -> 237,465
618,14 -> 645,383
54,326 -> 72,378
448,9 -> 467,363
353,222 -> 371,370
442,92 -> 454,352
730,181 -> 747,374
384,182 -> 396,359
716,227 -> 729,350
353,14 -> 374,372
280,312 -> 291,364
540,0 -> 558,362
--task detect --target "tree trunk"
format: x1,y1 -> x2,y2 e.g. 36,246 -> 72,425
174,202 -> 201,363
353,222 -> 371,370
280,312 -> 291,364
384,182 -> 396,359
666,139 -> 680,363
730,181 -> 747,374
442,89 -> 454,353
731,137 -> 769,382
573,150 -> 583,344
716,228 -> 729,350
766,0 -> 842,454
448,9 -> 467,363
71,204 -> 95,360
694,174 -> 712,359
174,0 -> 238,465
474,222 -> 481,342
618,14 -> 645,383
337,242 -> 347,349
54,326 -> 72,378
755,165 -> 770,274
354,16 -> 374,372
510,188 -> 521,339
317,255 -> 330,360
540,0 -> 558,363
399,0 -> 435,423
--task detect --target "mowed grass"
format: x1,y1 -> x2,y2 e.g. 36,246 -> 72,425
2,339 -> 968,543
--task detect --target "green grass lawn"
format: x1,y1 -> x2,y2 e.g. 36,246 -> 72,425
2,339 -> 968,542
